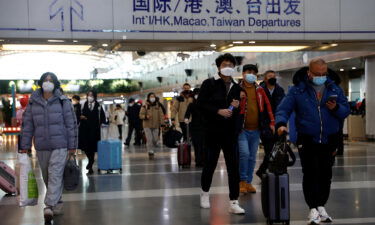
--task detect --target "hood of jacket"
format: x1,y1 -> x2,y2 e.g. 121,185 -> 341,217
292,66 -> 341,86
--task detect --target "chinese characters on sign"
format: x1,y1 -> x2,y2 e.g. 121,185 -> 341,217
132,0 -> 302,29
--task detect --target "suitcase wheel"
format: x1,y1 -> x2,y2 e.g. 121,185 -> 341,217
119,168 -> 123,174
98,169 -> 101,173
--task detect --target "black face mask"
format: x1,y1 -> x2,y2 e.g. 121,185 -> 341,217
268,78 -> 277,85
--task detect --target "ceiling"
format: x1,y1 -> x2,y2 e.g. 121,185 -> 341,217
2,39 -> 375,52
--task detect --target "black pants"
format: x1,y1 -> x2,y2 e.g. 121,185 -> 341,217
125,124 -> 141,145
201,132 -> 239,200
85,151 -> 96,170
298,141 -> 335,209
118,125 -> 123,139
337,127 -> 344,155
191,130 -> 205,166
257,137 -> 275,173
180,122 -> 188,141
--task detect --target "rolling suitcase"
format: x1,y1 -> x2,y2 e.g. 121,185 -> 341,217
97,139 -> 122,173
0,161 -> 17,195
177,126 -> 191,168
261,173 -> 290,225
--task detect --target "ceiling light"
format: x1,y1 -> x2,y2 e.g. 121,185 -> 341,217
210,43 -> 216,48
1,44 -> 92,51
249,41 -> 256,44
352,67 -> 356,70
228,44 -> 234,47
73,40 -> 79,43
0,39 -> 4,42
222,46 -> 309,52
102,43 -> 108,47
340,68 -> 344,71
233,41 -> 244,44
47,40 -> 65,43
330,43 -> 338,47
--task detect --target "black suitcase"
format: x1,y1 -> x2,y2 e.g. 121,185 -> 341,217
261,172 -> 290,225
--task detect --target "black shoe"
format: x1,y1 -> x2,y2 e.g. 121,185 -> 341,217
124,142 -> 130,146
133,142 -> 141,146
86,165 -> 90,170
148,152 -> 154,159
86,169 -> 94,175
256,169 -> 264,179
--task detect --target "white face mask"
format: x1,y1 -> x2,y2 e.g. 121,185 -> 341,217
220,67 -> 235,77
87,96 -> 94,103
149,98 -> 156,103
129,103 -> 134,107
194,95 -> 198,99
42,81 -> 54,93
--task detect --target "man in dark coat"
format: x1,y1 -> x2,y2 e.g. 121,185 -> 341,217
125,98 -> 142,146
256,70 -> 285,177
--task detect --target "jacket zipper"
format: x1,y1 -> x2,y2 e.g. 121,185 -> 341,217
313,91 -> 323,143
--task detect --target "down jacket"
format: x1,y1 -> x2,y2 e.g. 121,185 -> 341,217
139,102 -> 164,129
20,89 -> 78,151
276,68 -> 350,144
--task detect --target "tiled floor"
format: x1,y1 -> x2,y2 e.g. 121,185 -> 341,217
1,135 -> 375,225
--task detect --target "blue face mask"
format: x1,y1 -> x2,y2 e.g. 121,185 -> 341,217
312,76 -> 327,86
245,74 -> 257,83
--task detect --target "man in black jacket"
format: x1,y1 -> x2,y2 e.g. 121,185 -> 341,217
197,53 -> 244,214
256,70 -> 285,177
125,98 -> 142,146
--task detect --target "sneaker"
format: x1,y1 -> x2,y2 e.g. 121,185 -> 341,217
246,183 -> 256,193
308,208 -> 321,225
200,191 -> 210,209
53,202 -> 64,215
228,200 -> 245,214
317,206 -> 333,223
239,181 -> 248,194
148,152 -> 155,159
44,207 -> 54,223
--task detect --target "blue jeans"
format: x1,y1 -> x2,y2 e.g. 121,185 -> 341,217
238,129 -> 260,183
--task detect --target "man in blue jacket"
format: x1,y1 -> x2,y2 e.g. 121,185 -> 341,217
276,59 -> 350,225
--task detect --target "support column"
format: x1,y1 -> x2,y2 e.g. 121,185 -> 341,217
365,56 -> 375,139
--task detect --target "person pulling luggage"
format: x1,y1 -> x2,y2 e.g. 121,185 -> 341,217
276,58 -> 350,225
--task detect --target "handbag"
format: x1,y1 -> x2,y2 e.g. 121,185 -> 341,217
268,134 -> 296,175
63,154 -> 80,191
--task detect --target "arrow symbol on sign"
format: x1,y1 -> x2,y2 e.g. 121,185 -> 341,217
49,0 -> 64,31
71,0 -> 84,21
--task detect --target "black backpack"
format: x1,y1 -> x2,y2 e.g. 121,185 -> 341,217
268,134 -> 296,175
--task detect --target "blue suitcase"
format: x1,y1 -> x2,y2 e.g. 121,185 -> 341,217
97,139 -> 122,173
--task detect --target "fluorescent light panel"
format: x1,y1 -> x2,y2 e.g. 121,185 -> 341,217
1,44 -> 92,51
223,45 -> 308,52
47,39 -> 65,43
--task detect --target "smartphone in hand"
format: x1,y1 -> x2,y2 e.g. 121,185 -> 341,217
327,95 -> 337,102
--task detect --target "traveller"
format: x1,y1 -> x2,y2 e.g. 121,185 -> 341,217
276,58 -> 350,225
19,72 -> 77,223
198,53 -> 244,214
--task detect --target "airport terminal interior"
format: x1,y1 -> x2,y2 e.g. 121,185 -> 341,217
1,0 -> 375,224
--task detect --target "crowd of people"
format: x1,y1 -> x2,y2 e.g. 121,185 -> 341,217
17,53 -> 350,225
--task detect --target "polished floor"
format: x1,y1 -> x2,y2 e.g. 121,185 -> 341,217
1,134 -> 375,225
